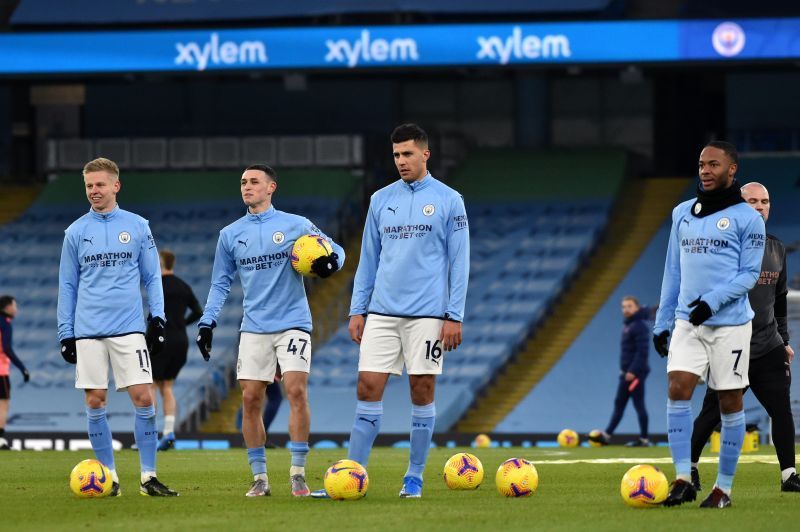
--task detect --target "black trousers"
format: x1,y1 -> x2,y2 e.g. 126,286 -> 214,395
605,373 -> 648,439
690,344 -> 795,471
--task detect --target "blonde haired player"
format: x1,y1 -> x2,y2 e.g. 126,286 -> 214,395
58,157 -> 176,496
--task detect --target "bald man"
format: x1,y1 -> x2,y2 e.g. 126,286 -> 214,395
690,181 -> 799,493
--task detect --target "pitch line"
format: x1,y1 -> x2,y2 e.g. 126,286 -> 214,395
531,455 -> 779,465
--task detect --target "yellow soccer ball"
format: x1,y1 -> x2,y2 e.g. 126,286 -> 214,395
473,434 -> 492,448
69,459 -> 112,498
620,464 -> 669,508
442,452 -> 484,490
587,429 -> 606,447
291,234 -> 334,277
557,429 -> 579,448
495,458 -> 538,497
323,459 -> 369,500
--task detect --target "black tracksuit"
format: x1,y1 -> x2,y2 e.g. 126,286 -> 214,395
152,274 -> 203,381
605,307 -> 651,438
691,234 -> 795,472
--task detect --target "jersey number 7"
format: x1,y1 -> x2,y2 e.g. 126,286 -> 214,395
732,349 -> 742,377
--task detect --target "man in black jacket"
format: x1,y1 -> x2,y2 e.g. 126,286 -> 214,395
690,182 -> 799,492
151,250 -> 203,451
589,296 -> 651,447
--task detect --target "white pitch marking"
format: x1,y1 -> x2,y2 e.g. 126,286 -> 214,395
531,455 -> 779,465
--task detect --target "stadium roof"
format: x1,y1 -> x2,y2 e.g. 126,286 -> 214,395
10,0 -> 616,26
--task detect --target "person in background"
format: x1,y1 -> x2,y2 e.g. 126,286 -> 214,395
152,249 -> 203,451
0,295 -> 30,450
589,296 -> 651,447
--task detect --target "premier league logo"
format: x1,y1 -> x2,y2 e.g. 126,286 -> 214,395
712,22 -> 746,58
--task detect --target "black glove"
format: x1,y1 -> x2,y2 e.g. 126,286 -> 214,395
22,369 -> 30,383
311,252 -> 339,279
653,331 -> 670,358
688,298 -> 713,326
197,325 -> 213,361
146,316 -> 166,356
61,338 -> 77,364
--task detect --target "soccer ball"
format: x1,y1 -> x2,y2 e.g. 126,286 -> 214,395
495,458 -> 538,497
442,452 -> 484,490
290,234 -> 334,277
557,429 -> 579,448
323,459 -> 369,500
473,434 -> 492,448
587,429 -> 605,447
620,464 -> 668,508
69,459 -> 112,498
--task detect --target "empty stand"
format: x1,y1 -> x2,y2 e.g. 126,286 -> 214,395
302,149 -> 628,432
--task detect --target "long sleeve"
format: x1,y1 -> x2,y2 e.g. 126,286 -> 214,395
139,223 -> 165,321
349,200 -> 381,316
199,232 -> 237,327
775,246 -> 789,344
445,195 -> 470,322
702,214 -> 766,313
654,215 -> 681,334
184,286 -> 204,326
57,230 -> 80,341
627,322 -> 650,377
304,218 -> 346,269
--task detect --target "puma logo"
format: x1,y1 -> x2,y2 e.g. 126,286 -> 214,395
387,206 -> 398,214
238,239 -> 248,247
83,237 -> 94,245
358,417 -> 378,427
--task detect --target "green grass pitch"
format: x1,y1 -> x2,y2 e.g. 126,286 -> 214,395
3,446 -> 799,531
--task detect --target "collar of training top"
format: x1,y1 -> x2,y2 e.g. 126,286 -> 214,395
88,203 -> 120,221
402,172 -> 432,192
246,204 -> 276,222
690,180 -> 745,218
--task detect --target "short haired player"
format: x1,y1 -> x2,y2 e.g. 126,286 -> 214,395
653,141 -> 765,508
58,158 -> 176,496
312,123 -> 470,498
196,164 -> 344,497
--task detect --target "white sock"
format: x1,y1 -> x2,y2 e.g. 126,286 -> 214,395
782,467 -> 796,482
109,469 -> 119,483
254,473 -> 268,482
163,415 -> 175,435
691,462 -> 698,469
290,466 -> 305,477
141,471 -> 156,484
